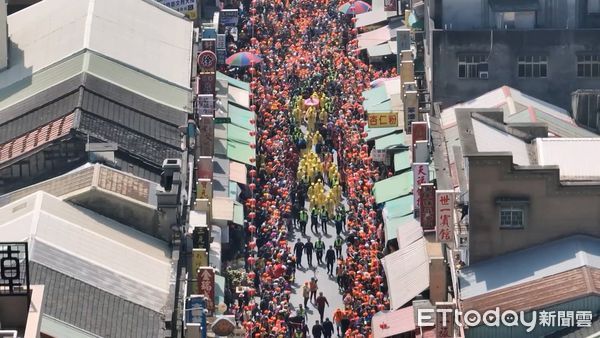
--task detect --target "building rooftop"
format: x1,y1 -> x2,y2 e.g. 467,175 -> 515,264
459,235 -> 600,300
4,0 -> 192,89
535,138 -> 600,181
0,191 -> 174,313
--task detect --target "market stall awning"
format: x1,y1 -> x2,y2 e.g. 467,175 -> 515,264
210,225 -> 223,273
233,201 -> 244,225
358,25 -> 393,49
362,86 -> 389,109
364,127 -> 399,141
383,195 -> 413,220
356,10 -> 388,28
217,71 -> 250,91
384,213 -> 413,241
229,104 -> 256,131
396,217 -> 423,249
215,274 -> 226,308
394,151 -> 410,172
228,85 -> 250,108
371,307 -> 416,338
367,43 -> 393,58
383,237 -> 429,309
373,171 -> 413,203
212,155 -> 230,198
227,140 -> 255,166
375,131 -> 405,150
212,197 -> 235,221
229,160 -> 247,185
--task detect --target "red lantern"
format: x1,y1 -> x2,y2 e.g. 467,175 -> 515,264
250,119 -> 256,124
250,143 -> 256,149
248,271 -> 256,279
249,182 -> 256,191
248,241 -> 256,249
248,212 -> 256,219
249,130 -> 256,137
249,169 -> 257,177
249,67 -> 256,75
249,158 -> 256,163
250,104 -> 256,111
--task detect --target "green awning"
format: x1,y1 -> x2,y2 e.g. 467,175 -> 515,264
375,132 -> 405,150
373,171 -> 413,203
394,152 -> 411,172
362,87 -> 389,110
227,124 -> 254,145
384,195 -> 413,219
233,202 -> 244,225
215,274 -> 226,308
367,99 -> 393,112
229,104 -> 256,131
384,214 -> 414,241
364,127 -> 399,142
227,140 -> 255,166
217,72 -> 250,91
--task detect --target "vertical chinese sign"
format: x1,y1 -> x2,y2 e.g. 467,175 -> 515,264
435,302 -> 455,338
411,122 -> 428,162
435,190 -> 455,243
197,267 -> 215,315
412,163 -> 429,215
419,183 -> 435,230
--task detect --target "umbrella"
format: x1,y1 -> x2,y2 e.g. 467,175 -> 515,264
338,0 -> 371,14
304,97 -> 320,107
226,51 -> 262,67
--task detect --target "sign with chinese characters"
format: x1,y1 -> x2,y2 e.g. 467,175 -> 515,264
197,115 -> 214,157
193,226 -> 210,250
155,0 -> 197,20
191,249 -> 208,294
0,243 -> 30,297
201,39 -> 217,55
219,9 -> 239,27
435,190 -> 455,243
197,51 -> 216,95
412,163 -> 429,213
198,267 -> 215,314
367,112 -> 399,128
185,295 -> 205,324
196,94 -> 214,116
216,34 -> 226,50
412,122 -> 428,162
196,156 -> 213,180
435,302 -> 455,338
197,179 -> 213,200
419,183 -> 436,230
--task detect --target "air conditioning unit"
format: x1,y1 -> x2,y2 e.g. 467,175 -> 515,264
479,71 -> 488,79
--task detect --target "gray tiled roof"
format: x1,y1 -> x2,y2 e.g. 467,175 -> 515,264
31,262 -> 165,338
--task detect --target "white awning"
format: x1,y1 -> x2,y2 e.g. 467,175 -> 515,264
210,241 -> 222,273
228,86 -> 250,108
212,197 -> 234,221
367,43 -> 393,58
358,25 -> 393,49
189,210 -> 208,227
356,10 -> 388,28
384,77 -> 402,96
229,161 -> 247,185
396,217 -> 423,249
383,237 -> 429,309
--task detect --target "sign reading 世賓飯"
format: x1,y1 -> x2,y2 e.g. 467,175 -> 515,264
435,190 -> 455,243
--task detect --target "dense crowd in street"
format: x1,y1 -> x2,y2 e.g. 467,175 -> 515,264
229,0 -> 396,336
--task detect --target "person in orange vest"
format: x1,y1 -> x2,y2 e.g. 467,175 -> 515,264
332,308 -> 344,336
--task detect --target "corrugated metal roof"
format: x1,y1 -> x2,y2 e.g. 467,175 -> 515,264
373,171 -> 413,203
0,192 -> 173,313
32,263 -> 165,338
383,237 -> 429,309
356,10 -> 388,28
471,119 -> 531,165
371,306 -> 416,338
462,267 -> 599,314
358,25 -> 394,49
535,138 -> 600,180
459,235 -> 600,299
5,0 -> 193,89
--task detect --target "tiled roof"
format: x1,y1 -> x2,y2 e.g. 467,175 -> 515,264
0,112 -> 75,165
462,266 -> 599,313
31,262 -> 165,338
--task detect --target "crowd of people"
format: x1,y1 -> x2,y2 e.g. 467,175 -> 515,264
228,0 -> 398,336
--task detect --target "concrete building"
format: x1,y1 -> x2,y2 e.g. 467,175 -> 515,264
451,108 -> 600,264
423,0 -> 600,111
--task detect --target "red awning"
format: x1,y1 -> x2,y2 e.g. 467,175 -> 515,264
372,306 -> 416,338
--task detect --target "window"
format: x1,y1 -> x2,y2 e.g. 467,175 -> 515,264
589,0 -> 600,14
577,55 -> 600,78
499,206 -> 525,228
458,55 -> 489,79
518,56 -> 548,78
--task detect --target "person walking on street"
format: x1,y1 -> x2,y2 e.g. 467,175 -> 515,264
309,278 -> 318,303
312,321 -> 323,338
334,236 -> 343,258
304,238 -> 314,266
294,238 -> 304,268
314,237 -> 325,265
336,264 -> 344,291
299,207 -> 308,235
310,207 -> 319,234
334,211 -> 343,236
322,318 -> 334,338
315,292 -> 329,323
302,282 -> 310,307
325,245 -> 336,276
338,205 -> 346,231
340,311 -> 351,338
320,206 -> 328,234
297,303 -> 307,321
333,308 -> 343,336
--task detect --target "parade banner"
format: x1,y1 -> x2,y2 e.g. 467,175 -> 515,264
419,183 -> 436,230
367,112 -> 399,128
412,163 -> 429,213
197,115 -> 214,157
435,190 -> 455,243
198,267 -> 215,314
155,0 -> 197,19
